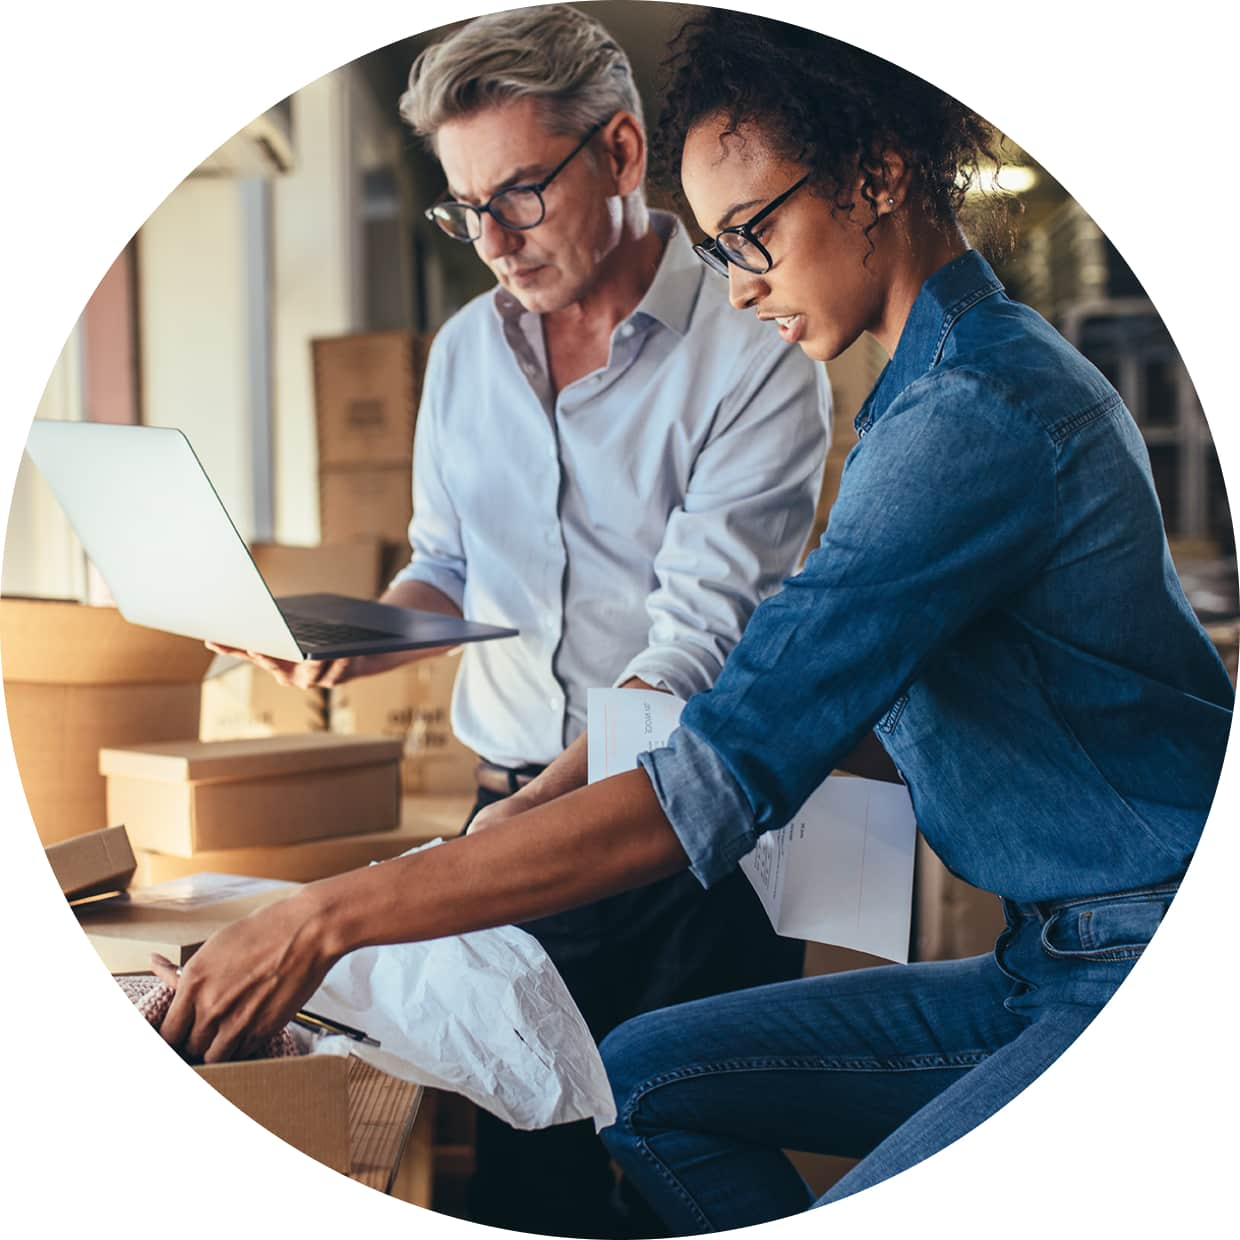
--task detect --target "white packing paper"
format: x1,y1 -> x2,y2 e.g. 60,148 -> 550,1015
303,841 -> 616,1132
587,687 -> 918,962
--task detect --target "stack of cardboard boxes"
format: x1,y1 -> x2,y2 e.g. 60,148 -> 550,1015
313,328 -> 433,556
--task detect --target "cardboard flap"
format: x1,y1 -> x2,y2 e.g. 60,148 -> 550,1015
99,732 -> 403,783
196,1055 -> 352,1174
45,825 -> 136,899
0,598 -> 216,685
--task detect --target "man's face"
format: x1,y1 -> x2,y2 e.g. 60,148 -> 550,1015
435,98 -> 623,315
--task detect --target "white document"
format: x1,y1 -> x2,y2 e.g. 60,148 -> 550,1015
303,842 -> 617,1132
587,687 -> 917,962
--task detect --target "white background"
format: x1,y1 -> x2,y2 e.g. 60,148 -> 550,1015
1,1 -> 1235,1236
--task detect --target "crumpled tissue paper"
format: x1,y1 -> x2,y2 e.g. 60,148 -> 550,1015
302,840 -> 617,1132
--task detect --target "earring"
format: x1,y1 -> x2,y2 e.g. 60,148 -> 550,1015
887,196 -> 896,206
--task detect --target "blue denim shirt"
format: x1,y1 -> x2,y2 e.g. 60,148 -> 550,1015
641,250 -> 1233,906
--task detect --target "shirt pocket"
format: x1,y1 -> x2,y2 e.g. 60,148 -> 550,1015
1039,890 -> 1175,963
875,693 -> 910,735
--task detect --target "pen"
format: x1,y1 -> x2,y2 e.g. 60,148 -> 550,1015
291,1008 -> 381,1048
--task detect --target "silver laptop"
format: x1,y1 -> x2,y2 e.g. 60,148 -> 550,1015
23,422 -> 517,661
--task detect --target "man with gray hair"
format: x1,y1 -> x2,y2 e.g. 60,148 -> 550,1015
235,5 -> 829,1234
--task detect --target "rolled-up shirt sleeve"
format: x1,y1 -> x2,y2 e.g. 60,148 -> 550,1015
389,337 -> 467,610
639,369 -> 1058,887
617,345 -> 831,698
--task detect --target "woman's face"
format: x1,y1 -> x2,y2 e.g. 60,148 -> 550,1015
681,114 -> 887,362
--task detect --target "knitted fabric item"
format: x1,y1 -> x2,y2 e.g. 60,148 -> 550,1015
117,974 -> 302,1061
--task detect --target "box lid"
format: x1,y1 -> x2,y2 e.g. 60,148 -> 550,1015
45,825 -> 136,900
0,598 -> 216,685
99,732 -> 404,784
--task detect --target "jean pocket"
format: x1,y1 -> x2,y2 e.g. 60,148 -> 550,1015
1040,892 -> 1174,963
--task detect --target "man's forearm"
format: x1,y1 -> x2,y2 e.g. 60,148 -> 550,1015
307,767 -> 688,955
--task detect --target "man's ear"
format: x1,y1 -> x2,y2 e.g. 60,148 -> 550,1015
600,111 -> 646,195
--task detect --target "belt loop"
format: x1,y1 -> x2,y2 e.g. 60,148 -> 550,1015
507,769 -> 521,795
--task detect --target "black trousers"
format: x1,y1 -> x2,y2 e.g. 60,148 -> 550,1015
462,784 -> 805,1238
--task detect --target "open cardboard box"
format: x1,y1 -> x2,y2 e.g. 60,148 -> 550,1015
1,598 -> 214,844
194,1053 -> 425,1196
100,733 -> 403,856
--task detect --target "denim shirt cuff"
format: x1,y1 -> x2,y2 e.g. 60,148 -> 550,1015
638,724 -> 758,889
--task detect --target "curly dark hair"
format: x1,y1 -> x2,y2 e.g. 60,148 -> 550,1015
654,8 -> 1015,253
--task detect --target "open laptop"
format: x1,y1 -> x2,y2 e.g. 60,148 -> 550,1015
23,422 -> 517,662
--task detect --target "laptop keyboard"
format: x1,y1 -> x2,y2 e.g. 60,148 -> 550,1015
282,614 -> 397,648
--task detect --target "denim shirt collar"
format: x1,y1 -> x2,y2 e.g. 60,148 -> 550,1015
854,249 -> 1005,436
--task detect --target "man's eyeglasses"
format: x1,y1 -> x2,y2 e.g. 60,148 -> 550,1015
693,175 -> 809,277
425,122 -> 604,244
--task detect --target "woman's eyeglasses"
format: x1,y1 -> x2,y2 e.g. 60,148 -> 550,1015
425,122 -> 604,243
693,175 -> 809,277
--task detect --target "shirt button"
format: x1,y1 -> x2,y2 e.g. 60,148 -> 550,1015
547,695 -> 559,710
545,529 -> 558,547
620,323 -> 634,337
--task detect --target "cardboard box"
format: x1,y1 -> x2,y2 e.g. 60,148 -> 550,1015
249,539 -> 386,600
75,872 -> 297,971
330,654 -> 479,795
200,661 -> 327,741
1,598 -> 214,844
134,792 -> 475,884
911,834 -> 1006,962
46,824 -> 136,900
100,734 -> 403,856
312,329 -> 430,467
196,1054 -> 424,1194
318,465 -> 413,546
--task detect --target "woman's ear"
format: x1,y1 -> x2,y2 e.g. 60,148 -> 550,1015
601,111 -> 647,196
876,150 -> 911,216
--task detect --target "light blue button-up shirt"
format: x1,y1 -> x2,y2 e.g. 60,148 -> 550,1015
392,211 -> 831,767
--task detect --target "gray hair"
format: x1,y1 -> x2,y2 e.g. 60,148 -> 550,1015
399,4 -> 644,149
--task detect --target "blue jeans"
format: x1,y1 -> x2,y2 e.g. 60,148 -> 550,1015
599,884 -> 1176,1232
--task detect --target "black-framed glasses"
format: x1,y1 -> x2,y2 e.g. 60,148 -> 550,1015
424,121 -> 604,243
693,175 -> 809,277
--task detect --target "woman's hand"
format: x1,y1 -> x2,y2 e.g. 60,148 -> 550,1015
150,888 -> 340,1063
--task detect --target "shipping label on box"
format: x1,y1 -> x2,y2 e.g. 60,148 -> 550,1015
329,654 -> 478,795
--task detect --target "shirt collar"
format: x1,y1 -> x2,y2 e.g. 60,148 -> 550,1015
855,249 -> 1005,435
490,209 -> 702,338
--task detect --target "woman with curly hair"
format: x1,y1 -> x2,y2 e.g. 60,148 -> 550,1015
153,8 -> 1230,1231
